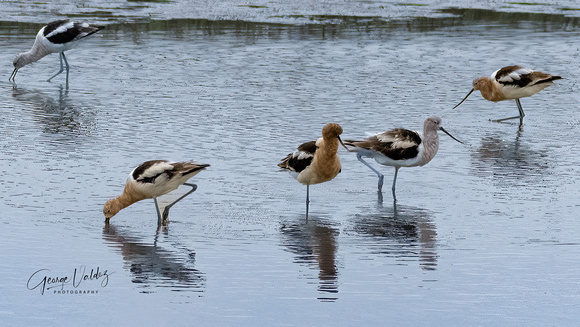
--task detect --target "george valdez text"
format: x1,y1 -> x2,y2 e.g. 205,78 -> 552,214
27,265 -> 112,295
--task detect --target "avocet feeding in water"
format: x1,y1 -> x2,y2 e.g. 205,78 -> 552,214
103,160 -> 209,225
10,20 -> 104,82
344,116 -> 463,201
453,65 -> 561,122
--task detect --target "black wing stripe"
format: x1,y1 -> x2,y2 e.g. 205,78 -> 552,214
44,21 -> 102,44
138,171 -> 172,184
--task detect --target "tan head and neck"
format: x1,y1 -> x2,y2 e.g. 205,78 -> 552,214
307,123 -> 344,183
473,77 -> 503,101
103,182 -> 148,220
318,123 -> 343,159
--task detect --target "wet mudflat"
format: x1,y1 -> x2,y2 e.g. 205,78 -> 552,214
0,1 -> 579,326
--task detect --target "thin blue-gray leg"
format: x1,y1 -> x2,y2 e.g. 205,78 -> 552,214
357,153 -> 384,191
491,98 -> 525,122
155,183 -> 198,226
392,167 -> 399,202
515,99 -> 525,120
47,52 -> 66,82
154,197 -> 162,225
62,52 -> 70,82
305,184 -> 310,218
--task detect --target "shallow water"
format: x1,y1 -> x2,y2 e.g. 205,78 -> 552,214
1,1 -> 579,326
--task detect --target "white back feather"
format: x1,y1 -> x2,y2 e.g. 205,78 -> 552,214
46,22 -> 75,38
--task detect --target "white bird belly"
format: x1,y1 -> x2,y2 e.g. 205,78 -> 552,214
501,82 -> 551,99
355,146 -> 425,168
373,153 -> 423,168
130,175 -> 189,198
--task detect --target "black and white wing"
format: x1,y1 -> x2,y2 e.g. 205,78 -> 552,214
278,140 -> 317,173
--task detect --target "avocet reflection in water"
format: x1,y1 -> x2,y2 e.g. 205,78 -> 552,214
103,224 -> 205,293
280,216 -> 340,302
350,203 -> 437,271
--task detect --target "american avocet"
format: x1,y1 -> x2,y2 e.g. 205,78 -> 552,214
278,123 -> 346,216
9,20 -> 104,83
103,160 -> 209,225
344,116 -> 462,201
453,65 -> 562,122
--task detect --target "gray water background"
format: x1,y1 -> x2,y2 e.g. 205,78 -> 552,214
0,1 -> 579,326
